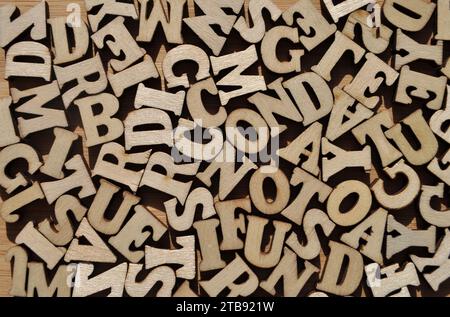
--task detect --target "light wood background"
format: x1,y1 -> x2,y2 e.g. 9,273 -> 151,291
1,0 -> 448,297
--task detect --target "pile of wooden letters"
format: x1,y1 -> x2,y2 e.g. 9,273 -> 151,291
0,0 -> 449,297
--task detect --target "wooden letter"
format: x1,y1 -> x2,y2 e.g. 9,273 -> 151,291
419,183 -> 450,228
385,110 -> 438,166
211,45 -> 266,105
317,241 -> 364,296
0,1 -> 46,48
386,215 -> 436,259
40,128 -> 78,179
341,208 -> 388,264
27,263 -> 71,297
174,119 -> 224,161
137,0 -> 185,44
15,222 -> 64,270
344,53 -> 399,109
11,81 -> 68,138
443,58 -> 450,79
283,73 -> 333,126
145,235 -> 195,279
48,16 -> 89,65
261,26 -> 303,74
124,109 -> 173,150
260,247 -> 319,296
165,187 -> 215,232
430,89 -> 450,143
248,78 -> 303,134
38,195 -> 87,246
277,122 -> 323,176
87,179 -> 140,235
85,0 -> 138,32
383,0 -> 435,32
139,152 -> 200,205
365,262 -> 420,297
411,229 -> 450,291
92,17 -> 144,72
186,78 -> 226,128
286,209 -> 335,261
436,0 -> 450,40
54,54 -> 108,108
234,0 -> 281,44
41,155 -> 96,204
200,254 -> 258,297
73,263 -> 127,297
323,0 -> 373,22
93,142 -> 150,193
109,205 -> 167,263
311,31 -> 365,82
372,159 -> 421,210
428,150 -> 450,186
342,10 -> 393,54
395,66 -> 447,110
108,55 -> 159,97
322,138 -> 371,182
173,281 -> 198,297
244,216 -> 292,268
0,143 -> 41,194
6,246 -> 28,297
395,29 -> 443,70
1,182 -> 44,223
215,198 -> 251,251
0,97 -> 19,147
326,88 -> 373,142
163,44 -> 210,89
249,168 -> 290,215
125,264 -> 176,297
135,83 -> 185,116
64,218 -> 117,263
183,0 -> 244,56
281,168 -> 332,225
75,93 -> 124,147
193,219 -> 226,271
327,180 -> 372,227
282,0 -> 336,51
225,109 -> 269,155
352,110 -> 402,167
197,142 -> 257,200
5,41 -> 51,81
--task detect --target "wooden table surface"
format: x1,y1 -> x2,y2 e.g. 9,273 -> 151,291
1,0 -> 448,297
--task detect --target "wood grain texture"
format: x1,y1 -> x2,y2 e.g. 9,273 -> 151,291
1,0 -> 448,298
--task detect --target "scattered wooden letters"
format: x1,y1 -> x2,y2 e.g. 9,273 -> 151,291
0,0 -> 449,298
